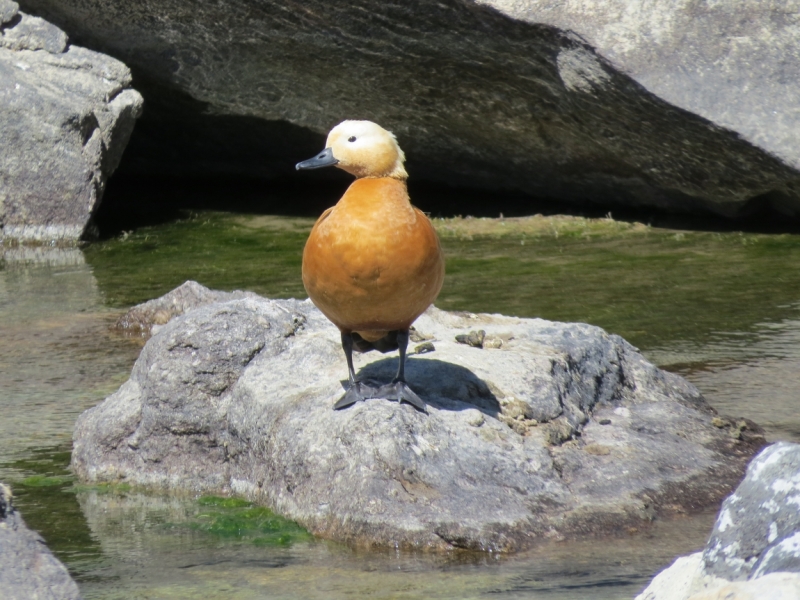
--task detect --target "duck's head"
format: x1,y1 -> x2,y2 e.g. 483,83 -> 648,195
296,120 -> 408,179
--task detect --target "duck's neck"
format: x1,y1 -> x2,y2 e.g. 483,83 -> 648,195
349,161 -> 407,180
341,177 -> 410,210
381,162 -> 408,180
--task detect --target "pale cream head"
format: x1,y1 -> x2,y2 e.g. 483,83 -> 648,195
326,120 -> 408,180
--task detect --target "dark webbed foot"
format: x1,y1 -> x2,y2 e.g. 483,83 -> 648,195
334,381 -> 377,410
377,380 -> 427,412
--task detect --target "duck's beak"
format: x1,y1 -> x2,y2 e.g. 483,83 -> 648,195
296,147 -> 339,170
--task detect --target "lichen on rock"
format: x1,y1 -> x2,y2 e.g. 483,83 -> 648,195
636,442 -> 800,599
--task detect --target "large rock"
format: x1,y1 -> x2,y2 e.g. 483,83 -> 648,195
17,0 -> 800,218
0,483 -> 83,600
636,442 -> 800,600
72,285 -> 766,551
0,3 -> 142,242
483,1 -> 800,176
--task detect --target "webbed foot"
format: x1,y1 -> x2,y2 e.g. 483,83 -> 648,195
376,380 -> 427,412
334,381 -> 377,410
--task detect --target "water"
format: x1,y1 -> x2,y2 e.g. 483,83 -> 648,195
2,212 -> 800,599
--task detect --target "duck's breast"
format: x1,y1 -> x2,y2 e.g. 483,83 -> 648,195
302,178 -> 444,332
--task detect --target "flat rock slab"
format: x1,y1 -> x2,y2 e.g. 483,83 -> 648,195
73,286 -> 766,551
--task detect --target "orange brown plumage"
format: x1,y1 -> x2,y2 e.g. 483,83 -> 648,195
296,120 -> 444,411
302,177 -> 444,342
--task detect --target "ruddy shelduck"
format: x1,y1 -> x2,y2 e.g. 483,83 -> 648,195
296,120 -> 444,411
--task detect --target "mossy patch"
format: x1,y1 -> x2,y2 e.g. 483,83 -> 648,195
197,495 -> 252,508
0,445 -> 102,562
20,474 -> 73,487
85,211 -> 800,351
186,495 -> 312,546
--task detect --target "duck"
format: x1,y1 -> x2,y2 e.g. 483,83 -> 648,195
296,120 -> 445,411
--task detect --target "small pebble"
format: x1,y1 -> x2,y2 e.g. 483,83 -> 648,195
599,418 -> 612,425
409,326 -> 434,343
483,336 -> 503,349
414,342 -> 436,354
465,410 -> 485,427
455,329 -> 486,348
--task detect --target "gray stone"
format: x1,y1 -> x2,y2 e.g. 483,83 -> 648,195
0,10 -> 143,243
72,285 -> 766,551
17,0 -> 800,218
704,442 -> 800,581
636,553 -> 800,600
755,532 -> 800,579
114,279 -> 258,335
0,11 -> 66,52
0,0 -> 18,25
637,442 -> 800,599
0,483 -> 83,600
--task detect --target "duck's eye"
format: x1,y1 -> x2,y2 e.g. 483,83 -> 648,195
348,136 -> 357,143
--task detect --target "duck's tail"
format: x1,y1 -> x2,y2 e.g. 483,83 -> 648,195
351,330 -> 399,353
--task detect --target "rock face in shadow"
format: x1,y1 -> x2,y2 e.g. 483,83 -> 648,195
72,285 -> 766,551
17,0 -> 800,218
483,1 -> 800,175
636,442 -> 800,600
0,483 -> 83,600
0,1 -> 142,243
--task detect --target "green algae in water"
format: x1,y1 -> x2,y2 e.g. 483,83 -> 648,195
436,216 -> 800,349
187,495 -> 312,546
198,495 -> 252,508
20,474 -> 74,487
85,211 -> 800,351
84,212 -> 311,307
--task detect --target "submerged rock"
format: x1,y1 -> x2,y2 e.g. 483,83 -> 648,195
0,6 -> 142,243
74,284 -> 766,551
0,482 -> 83,600
636,442 -> 800,599
17,0 -> 800,217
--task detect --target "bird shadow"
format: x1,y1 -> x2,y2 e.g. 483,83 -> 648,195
343,356 -> 501,417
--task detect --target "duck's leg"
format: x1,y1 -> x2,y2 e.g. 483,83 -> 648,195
377,329 -> 427,412
334,332 -> 376,410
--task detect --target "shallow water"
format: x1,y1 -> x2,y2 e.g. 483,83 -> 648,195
2,212 -> 800,599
